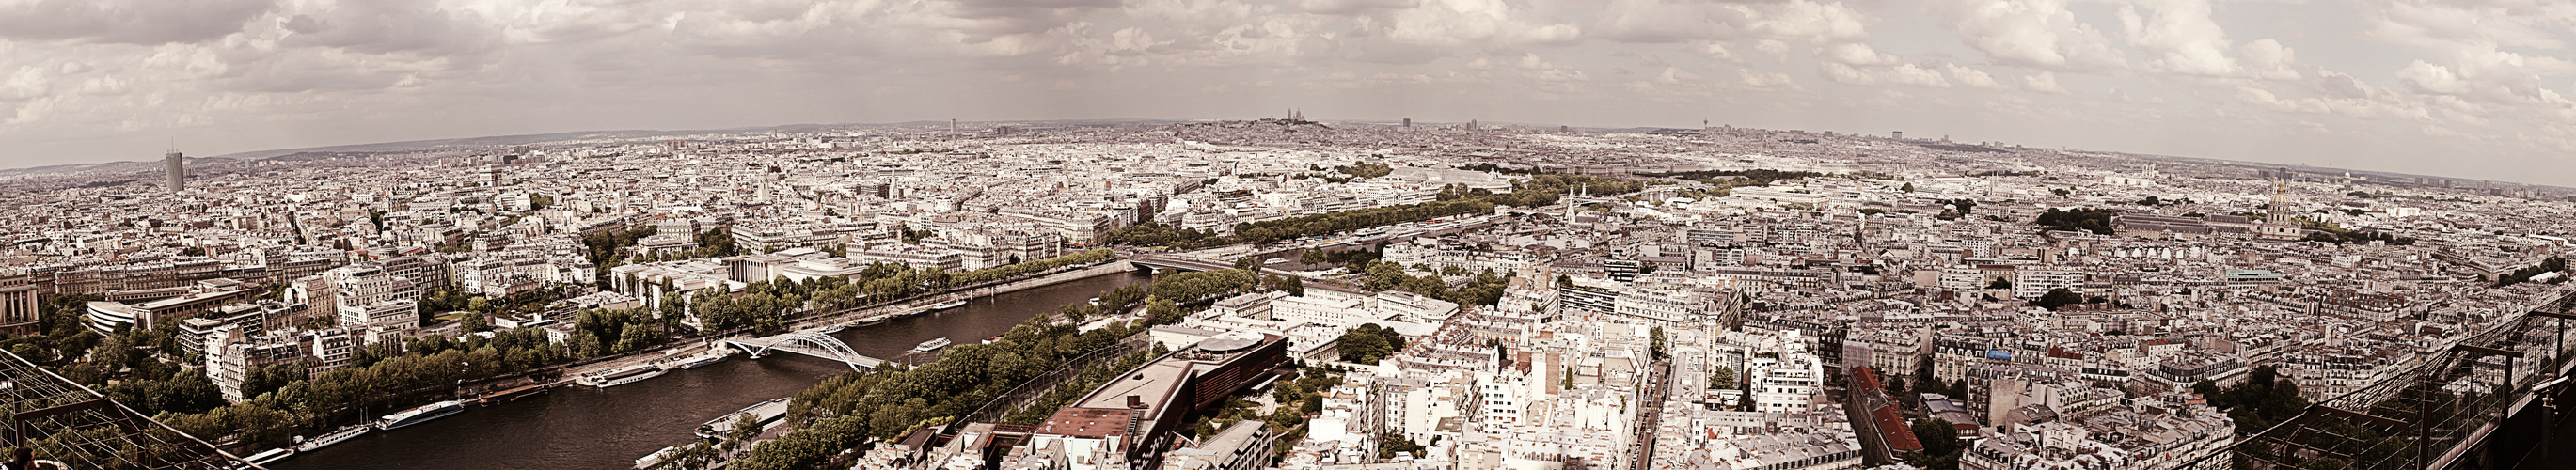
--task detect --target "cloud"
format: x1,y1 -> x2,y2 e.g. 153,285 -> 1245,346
1590,0 -> 1871,44
2237,39 -> 2300,81
0,0 -> 274,45
1820,62 -> 1951,88
2363,0 -> 2576,112
1692,41 -> 1740,63
2394,60 -> 2471,95
1753,39 -> 1790,63
2387,47 -> 2576,111
1298,0 -> 1580,64
1930,0 -> 2127,71
2368,0 -> 2566,52
2119,0 -> 2241,77
1654,67 -> 1699,85
2,0 -> 2576,187
1739,68 -> 1797,88
2023,71 -> 2069,94
1819,42 -> 1896,66
279,0 -> 498,56
2232,72 -> 2436,122
1945,64 -> 2007,89
1373,0 -> 1582,48
1296,0 -> 1418,15
2311,70 -> 2379,100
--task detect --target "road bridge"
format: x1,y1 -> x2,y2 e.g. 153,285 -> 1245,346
724,331 -> 885,370
1129,255 -> 1241,274
1129,254 -> 1307,277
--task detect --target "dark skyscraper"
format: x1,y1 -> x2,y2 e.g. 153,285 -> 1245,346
164,149 -> 183,193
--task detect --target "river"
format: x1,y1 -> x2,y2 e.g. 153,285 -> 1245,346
270,271 -> 1150,470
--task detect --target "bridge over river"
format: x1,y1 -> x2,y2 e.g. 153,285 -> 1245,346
723,330 -> 889,369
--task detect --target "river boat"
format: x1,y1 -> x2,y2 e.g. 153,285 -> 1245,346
479,384 -> 551,404
671,348 -> 735,370
929,299 -> 967,310
376,400 -> 465,431
635,446 -> 683,469
912,337 -> 951,352
893,305 -> 934,318
243,448 -> 292,466
695,398 -> 794,439
580,365 -> 667,388
293,425 -> 371,453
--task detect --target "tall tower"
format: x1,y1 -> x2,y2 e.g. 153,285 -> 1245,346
164,149 -> 184,193
759,164 -> 781,203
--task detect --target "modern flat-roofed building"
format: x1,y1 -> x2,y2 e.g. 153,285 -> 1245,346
1029,332 -> 1288,470
1159,420 -> 1274,470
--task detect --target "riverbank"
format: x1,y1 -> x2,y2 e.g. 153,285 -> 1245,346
792,260 -> 1134,327
268,271 -> 1153,470
465,261 -> 1136,394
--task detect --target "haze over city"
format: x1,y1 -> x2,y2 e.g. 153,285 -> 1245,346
2,0 -> 2574,185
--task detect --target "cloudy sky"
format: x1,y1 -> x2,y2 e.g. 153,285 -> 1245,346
1,0 -> 2572,185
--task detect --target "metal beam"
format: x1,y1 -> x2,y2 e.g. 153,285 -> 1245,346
12,398 -> 115,422
2455,344 -> 2525,358
2308,404 -> 2408,429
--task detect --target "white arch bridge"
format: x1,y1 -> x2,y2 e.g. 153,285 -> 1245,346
723,331 -> 887,370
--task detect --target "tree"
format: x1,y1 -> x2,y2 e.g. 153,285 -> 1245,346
1337,324 -> 1406,364
1710,366 -> 1737,390
1649,326 -> 1667,360
1378,432 -> 1426,460
1914,418 -> 1962,456
725,412 -> 762,451
1986,277 -> 2012,290
460,311 -> 489,333
1905,418 -> 1966,470
1145,299 -> 1183,325
2033,288 -> 2086,310
1911,355 -> 1941,397
2034,207 -> 2120,235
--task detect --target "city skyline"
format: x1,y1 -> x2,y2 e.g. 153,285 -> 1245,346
3,1 -> 2575,185
1,109 -> 2571,469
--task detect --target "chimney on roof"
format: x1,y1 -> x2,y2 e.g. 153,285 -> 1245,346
1128,395 -> 1146,409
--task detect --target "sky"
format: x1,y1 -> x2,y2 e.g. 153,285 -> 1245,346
1,0 -> 2573,185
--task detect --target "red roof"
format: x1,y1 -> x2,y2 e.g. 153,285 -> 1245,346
1873,404 -> 1923,452
1035,408 -> 1133,439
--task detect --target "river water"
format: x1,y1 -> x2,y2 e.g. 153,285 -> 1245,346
271,271 -> 1149,470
